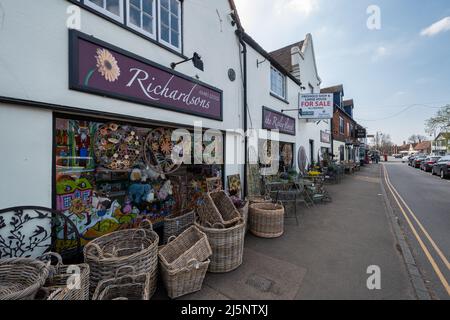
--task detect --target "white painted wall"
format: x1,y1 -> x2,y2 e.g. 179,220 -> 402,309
0,104 -> 53,208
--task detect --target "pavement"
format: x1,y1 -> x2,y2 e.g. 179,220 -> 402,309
153,164 -> 417,300
383,159 -> 450,300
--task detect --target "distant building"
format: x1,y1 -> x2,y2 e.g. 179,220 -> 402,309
432,133 -> 450,156
413,141 -> 432,154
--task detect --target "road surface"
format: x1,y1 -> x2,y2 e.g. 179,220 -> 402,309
383,159 -> 450,299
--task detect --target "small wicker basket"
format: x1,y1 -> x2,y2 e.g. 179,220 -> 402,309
159,226 -> 212,270
0,258 -> 50,300
249,202 -> 285,238
160,259 -> 210,299
163,209 -> 195,244
196,191 -> 242,227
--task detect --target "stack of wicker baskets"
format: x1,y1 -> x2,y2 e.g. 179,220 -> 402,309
249,202 -> 285,238
163,209 -> 195,244
158,226 -> 212,299
197,191 -> 241,227
83,220 -> 159,299
0,258 -> 50,300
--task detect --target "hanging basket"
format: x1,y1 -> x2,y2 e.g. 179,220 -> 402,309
83,220 -> 159,297
39,252 -> 90,300
160,258 -> 210,299
249,202 -> 285,238
195,218 -> 245,273
159,226 -> 212,270
92,266 -> 151,300
196,191 -> 241,227
163,209 -> 195,244
0,258 -> 50,300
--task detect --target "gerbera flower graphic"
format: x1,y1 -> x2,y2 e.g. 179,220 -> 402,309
96,49 -> 120,82
84,48 -> 121,86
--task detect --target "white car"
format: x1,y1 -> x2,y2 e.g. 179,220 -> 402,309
402,156 -> 409,163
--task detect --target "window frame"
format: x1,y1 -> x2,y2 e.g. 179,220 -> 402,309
158,0 -> 182,52
84,0 -> 125,23
126,0 -> 157,39
270,66 -> 287,100
339,117 -> 345,135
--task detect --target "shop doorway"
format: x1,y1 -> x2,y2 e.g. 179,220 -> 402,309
309,139 -> 314,166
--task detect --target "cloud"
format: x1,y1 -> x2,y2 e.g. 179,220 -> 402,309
420,17 -> 450,37
274,0 -> 320,17
372,46 -> 389,62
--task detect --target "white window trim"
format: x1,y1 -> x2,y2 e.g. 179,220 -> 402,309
339,117 -> 345,134
85,0 -> 125,23
126,0 -> 157,39
158,0 -> 182,52
270,66 -> 286,100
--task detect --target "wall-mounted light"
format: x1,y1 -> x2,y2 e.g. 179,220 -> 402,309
171,52 -> 204,71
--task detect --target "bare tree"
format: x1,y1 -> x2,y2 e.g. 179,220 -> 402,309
408,134 -> 427,144
425,104 -> 450,136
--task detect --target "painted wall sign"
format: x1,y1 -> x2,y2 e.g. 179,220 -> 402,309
320,130 -> 331,144
299,93 -> 333,119
69,31 -> 223,121
262,106 -> 296,136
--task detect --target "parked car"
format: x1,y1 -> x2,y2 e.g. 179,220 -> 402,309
408,154 -> 422,166
420,156 -> 441,172
393,154 -> 402,159
412,155 -> 427,168
432,155 -> 450,179
402,155 -> 410,163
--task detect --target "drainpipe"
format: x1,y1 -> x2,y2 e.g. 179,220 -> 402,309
236,30 -> 248,197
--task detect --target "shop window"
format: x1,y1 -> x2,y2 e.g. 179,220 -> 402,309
127,0 -> 156,38
158,0 -> 181,51
85,0 -> 124,22
270,66 -> 286,99
54,116 -> 223,244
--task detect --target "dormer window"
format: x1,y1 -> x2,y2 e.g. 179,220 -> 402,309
270,66 -> 286,99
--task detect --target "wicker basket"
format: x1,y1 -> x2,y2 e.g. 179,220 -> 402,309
249,202 -> 285,238
159,226 -> 212,270
195,218 -> 245,273
0,258 -> 50,300
237,200 -> 250,233
163,209 -> 195,244
247,195 -> 272,204
39,252 -> 90,300
83,220 -> 159,297
160,259 -> 210,299
197,191 -> 241,227
92,266 -> 151,300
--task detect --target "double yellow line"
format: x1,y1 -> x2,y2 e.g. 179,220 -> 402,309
383,165 -> 450,296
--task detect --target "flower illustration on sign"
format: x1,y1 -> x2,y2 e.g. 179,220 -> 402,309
84,48 -> 121,86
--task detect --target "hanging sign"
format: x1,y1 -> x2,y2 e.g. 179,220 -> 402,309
69,31 -> 223,121
299,93 -> 333,119
320,130 -> 331,144
356,128 -> 367,138
262,106 -> 296,136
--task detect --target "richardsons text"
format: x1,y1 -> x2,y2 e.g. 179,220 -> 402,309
126,68 -> 213,109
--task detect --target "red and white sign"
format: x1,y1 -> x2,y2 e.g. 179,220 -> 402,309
299,93 -> 333,119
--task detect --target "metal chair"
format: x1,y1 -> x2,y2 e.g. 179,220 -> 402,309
0,206 -> 82,263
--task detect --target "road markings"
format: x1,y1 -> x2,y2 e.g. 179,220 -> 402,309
385,170 -> 450,271
382,165 -> 450,296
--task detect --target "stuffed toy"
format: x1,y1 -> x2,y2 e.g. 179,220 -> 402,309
128,184 -> 150,204
157,180 -> 173,201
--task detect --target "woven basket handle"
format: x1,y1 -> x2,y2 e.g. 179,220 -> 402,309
85,242 -> 104,259
212,222 -> 225,229
139,219 -> 153,231
168,235 -> 177,243
186,259 -> 200,270
115,265 -> 136,279
132,228 -> 147,240
39,252 -> 63,267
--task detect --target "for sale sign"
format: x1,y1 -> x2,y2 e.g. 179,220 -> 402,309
299,93 -> 333,119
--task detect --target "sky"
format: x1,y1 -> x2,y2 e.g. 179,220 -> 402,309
233,0 -> 450,145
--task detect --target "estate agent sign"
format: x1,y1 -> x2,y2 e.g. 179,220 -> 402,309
69,31 -> 223,121
262,107 -> 296,136
299,93 -> 333,119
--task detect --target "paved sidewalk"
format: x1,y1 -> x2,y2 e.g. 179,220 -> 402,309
155,164 -> 416,300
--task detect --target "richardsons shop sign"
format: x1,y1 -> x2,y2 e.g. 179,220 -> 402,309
69,31 -> 223,121
262,106 -> 296,136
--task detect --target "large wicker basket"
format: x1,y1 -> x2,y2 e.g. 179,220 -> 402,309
0,258 -> 50,300
249,202 -> 285,238
160,259 -> 210,299
159,226 -> 212,270
163,209 -> 195,244
197,191 -> 241,227
195,218 -> 245,273
247,195 -> 272,204
83,220 -> 159,297
92,266 -> 151,300
39,252 -> 90,300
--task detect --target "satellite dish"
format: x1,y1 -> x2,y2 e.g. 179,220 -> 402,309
297,146 -> 308,176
